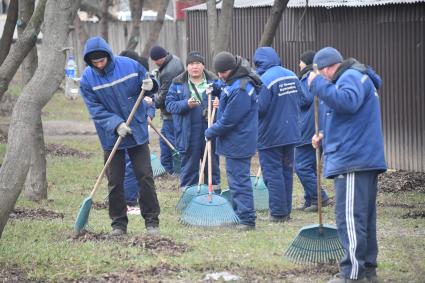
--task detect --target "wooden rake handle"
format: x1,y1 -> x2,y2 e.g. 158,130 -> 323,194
314,96 -> 323,226
149,122 -> 177,151
89,89 -> 146,198
199,107 -> 216,185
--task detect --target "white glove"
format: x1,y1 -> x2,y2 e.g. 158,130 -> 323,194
144,96 -> 153,106
117,123 -> 132,138
141,78 -> 154,91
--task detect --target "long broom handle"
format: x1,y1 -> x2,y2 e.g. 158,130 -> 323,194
89,88 -> 146,199
149,122 -> 177,151
199,107 -> 216,185
314,96 -> 323,227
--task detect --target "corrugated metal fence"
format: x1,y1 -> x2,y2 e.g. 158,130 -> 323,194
187,4 -> 425,172
69,20 -> 187,73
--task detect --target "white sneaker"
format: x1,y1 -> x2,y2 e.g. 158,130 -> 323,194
127,206 -> 140,215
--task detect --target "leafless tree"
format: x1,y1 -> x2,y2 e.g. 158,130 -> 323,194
126,0 -> 144,51
140,0 -> 170,58
100,0 -> 109,41
0,0 -> 47,99
0,0 -> 81,238
206,0 -> 234,61
259,0 -> 288,47
18,0 -> 37,85
0,0 -> 18,65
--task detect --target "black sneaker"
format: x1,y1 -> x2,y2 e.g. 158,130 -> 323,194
269,215 -> 290,223
110,228 -> 127,236
146,226 -> 160,236
234,224 -> 255,231
304,199 -> 330,212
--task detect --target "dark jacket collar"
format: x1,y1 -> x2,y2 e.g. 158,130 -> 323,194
299,64 -> 313,80
159,54 -> 173,72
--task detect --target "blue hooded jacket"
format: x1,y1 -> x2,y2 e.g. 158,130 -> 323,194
80,36 -> 157,151
165,70 -> 221,152
205,57 -> 259,158
254,47 -> 301,149
310,59 -> 387,178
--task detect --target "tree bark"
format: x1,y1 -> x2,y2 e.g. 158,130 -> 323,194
0,0 -> 47,99
80,0 -> 118,22
206,0 -> 217,62
0,0 -> 81,238
0,0 -> 18,66
140,0 -> 169,58
258,0 -> 288,47
99,0 -> 109,41
74,13 -> 89,46
18,0 -> 37,85
214,0 -> 234,55
126,0 -> 144,51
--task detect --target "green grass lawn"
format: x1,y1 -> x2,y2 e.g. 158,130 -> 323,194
0,91 -> 424,282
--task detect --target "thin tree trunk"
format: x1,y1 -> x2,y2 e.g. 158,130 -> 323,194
18,0 -> 37,85
0,0 -> 18,65
258,0 -> 288,47
0,0 -> 81,238
23,118 -> 47,201
80,1 -> 118,21
0,0 -> 47,99
100,0 -> 109,41
126,0 -> 144,51
206,0 -> 217,62
140,0 -> 169,58
214,0 -> 234,55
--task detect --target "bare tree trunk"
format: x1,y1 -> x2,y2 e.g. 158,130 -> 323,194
74,14 -> 89,46
214,0 -> 234,54
140,0 -> 169,58
80,0 -> 118,21
0,0 -> 47,99
126,0 -> 144,51
0,0 -> 81,238
23,117 -> 47,201
0,0 -> 18,65
18,0 -> 37,85
206,0 -> 217,60
100,0 -> 109,41
258,0 -> 288,47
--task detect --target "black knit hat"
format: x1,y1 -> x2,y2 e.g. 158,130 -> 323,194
149,45 -> 168,60
88,50 -> 109,61
300,50 -> 316,65
186,51 -> 205,65
213,51 -> 237,73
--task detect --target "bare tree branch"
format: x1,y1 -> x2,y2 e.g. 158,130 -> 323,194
259,0 -> 288,47
0,0 -> 18,65
206,0 -> 217,59
80,0 -> 118,21
126,0 -> 144,51
18,0 -> 37,85
140,0 -> 170,58
99,0 -> 109,41
215,0 -> 234,54
0,0 -> 47,99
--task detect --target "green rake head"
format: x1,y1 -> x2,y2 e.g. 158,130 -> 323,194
150,154 -> 166,177
284,224 -> 345,264
220,189 -> 233,204
250,176 -> 269,211
180,194 -> 240,227
74,197 -> 93,235
175,184 -> 209,212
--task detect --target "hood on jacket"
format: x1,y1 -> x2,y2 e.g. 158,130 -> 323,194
253,47 -> 281,76
333,58 -> 382,90
83,36 -> 114,68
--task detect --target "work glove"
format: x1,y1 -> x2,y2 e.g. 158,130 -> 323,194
117,123 -> 132,138
144,96 -> 153,106
141,77 -> 154,91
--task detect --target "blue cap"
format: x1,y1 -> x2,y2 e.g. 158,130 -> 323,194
313,47 -> 343,69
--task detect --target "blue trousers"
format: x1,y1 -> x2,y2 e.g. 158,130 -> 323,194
334,171 -> 378,280
294,144 -> 329,206
180,107 -> 220,187
160,119 -> 176,174
259,145 -> 295,217
226,157 -> 256,226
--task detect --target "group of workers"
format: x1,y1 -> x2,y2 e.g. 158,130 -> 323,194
79,36 -> 386,283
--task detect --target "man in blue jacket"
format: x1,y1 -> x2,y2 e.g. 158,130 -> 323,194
295,50 -> 329,212
150,45 -> 185,175
309,47 -> 386,283
80,36 -> 161,236
165,51 -> 221,191
205,51 -> 260,230
253,47 -> 302,222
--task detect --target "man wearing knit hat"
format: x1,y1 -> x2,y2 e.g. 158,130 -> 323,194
80,36 -> 161,236
165,51 -> 221,192
309,47 -> 386,283
294,50 -> 329,213
205,51 -> 262,230
149,45 -> 184,175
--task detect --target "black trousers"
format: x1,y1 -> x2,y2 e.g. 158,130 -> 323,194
104,143 -> 160,230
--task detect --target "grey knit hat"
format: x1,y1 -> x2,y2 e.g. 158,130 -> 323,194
313,47 -> 343,69
213,51 -> 237,73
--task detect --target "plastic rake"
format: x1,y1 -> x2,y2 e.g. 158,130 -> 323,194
284,96 -> 344,263
149,123 -> 181,174
251,167 -> 269,211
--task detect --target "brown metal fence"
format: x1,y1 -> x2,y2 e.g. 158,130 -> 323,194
187,4 -> 425,172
